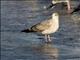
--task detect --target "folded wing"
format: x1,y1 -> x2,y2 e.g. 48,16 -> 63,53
31,20 -> 51,32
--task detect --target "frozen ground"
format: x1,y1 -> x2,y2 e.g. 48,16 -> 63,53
1,1 -> 80,60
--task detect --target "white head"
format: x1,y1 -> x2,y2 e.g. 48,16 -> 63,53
52,13 -> 59,20
52,1 -> 58,4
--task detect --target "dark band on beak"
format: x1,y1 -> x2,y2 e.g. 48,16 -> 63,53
46,3 -> 56,10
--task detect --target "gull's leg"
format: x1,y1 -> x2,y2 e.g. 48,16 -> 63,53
66,0 -> 71,13
47,35 -> 51,42
45,34 -> 48,42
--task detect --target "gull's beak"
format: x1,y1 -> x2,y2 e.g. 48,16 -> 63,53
45,3 -> 56,10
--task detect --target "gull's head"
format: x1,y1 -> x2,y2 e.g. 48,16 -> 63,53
52,13 -> 59,19
52,1 -> 58,4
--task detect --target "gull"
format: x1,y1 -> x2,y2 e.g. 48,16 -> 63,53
46,0 -> 71,13
21,13 -> 59,43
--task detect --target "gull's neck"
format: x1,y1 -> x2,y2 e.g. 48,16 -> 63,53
52,16 -> 59,26
52,16 -> 59,21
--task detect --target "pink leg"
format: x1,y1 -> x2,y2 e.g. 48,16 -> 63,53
47,35 -> 52,42
45,34 -> 48,42
67,0 -> 71,13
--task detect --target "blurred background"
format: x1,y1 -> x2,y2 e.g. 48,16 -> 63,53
1,0 -> 80,60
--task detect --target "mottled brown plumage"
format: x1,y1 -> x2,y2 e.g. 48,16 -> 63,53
21,13 -> 59,42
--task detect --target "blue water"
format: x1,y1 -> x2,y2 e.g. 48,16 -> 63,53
1,1 -> 80,60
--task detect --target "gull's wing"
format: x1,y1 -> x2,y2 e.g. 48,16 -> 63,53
31,19 -> 52,32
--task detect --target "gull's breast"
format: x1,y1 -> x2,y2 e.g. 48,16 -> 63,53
42,20 -> 59,34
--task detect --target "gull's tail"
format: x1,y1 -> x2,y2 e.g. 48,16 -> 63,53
21,29 -> 35,33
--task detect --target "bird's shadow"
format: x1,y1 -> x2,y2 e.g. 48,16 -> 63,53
15,42 -> 59,60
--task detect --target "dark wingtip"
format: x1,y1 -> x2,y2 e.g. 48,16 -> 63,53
21,29 -> 30,33
70,4 -> 80,14
70,11 -> 74,14
21,29 -> 35,33
70,9 -> 80,14
21,30 -> 26,32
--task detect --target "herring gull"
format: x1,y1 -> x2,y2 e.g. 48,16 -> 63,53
21,13 -> 59,43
